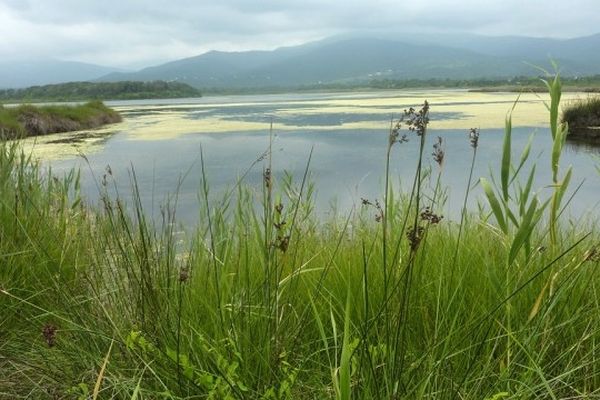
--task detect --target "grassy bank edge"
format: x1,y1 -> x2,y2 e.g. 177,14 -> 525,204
0,100 -> 122,139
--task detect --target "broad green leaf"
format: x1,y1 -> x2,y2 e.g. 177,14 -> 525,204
71,197 -> 82,209
480,178 -> 507,234
505,205 -> 519,228
520,165 -> 536,216
195,373 -> 215,390
501,113 -> 512,202
548,75 -> 562,141
509,196 -> 539,265
511,132 -> 535,186
551,123 -> 568,182
237,381 -> 249,392
556,166 -> 573,209
535,198 -> 551,221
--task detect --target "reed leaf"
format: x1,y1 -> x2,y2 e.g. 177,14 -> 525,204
519,165 -> 536,217
547,74 -> 562,141
501,113 -> 512,202
508,196 -> 539,265
510,131 -> 535,186
551,123 -> 568,182
480,177 -> 507,234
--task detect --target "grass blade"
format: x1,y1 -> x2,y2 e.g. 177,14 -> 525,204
93,340 -> 114,400
339,288 -> 353,400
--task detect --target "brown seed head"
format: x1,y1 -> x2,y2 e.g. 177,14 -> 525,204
420,207 -> 443,225
263,168 -> 272,189
276,235 -> 290,252
404,101 -> 430,137
432,136 -> 444,166
179,267 -> 189,283
274,221 -> 286,230
407,226 -> 425,251
469,128 -> 480,149
389,119 -> 408,146
42,324 -> 57,347
584,247 -> 599,262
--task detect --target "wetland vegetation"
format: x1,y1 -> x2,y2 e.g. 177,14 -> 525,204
563,96 -> 600,141
0,100 -> 121,139
1,75 -> 600,399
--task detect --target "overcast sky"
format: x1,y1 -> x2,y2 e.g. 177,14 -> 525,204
1,0 -> 599,69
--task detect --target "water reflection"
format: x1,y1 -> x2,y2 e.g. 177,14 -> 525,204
565,139 -> 600,155
44,126 -> 600,227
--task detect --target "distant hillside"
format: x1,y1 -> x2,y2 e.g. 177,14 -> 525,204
4,33 -> 599,91
0,60 -> 122,89
99,43 -> 319,88
98,34 -> 600,89
0,81 -> 202,102
420,33 -> 600,69
389,32 -> 600,76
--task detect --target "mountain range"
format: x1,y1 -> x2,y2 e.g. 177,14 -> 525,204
4,33 -> 600,89
0,60 -> 124,89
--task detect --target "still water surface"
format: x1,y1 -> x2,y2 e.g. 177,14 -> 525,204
22,90 -> 600,225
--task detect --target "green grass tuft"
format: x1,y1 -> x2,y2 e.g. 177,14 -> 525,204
0,100 -> 121,139
562,96 -> 600,129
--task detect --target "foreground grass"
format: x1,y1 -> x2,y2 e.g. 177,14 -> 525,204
1,76 -> 600,399
0,100 -> 121,139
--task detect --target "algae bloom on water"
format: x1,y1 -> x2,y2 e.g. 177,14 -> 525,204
0,100 -> 122,139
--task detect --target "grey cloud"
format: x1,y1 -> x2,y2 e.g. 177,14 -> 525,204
1,0 -> 598,68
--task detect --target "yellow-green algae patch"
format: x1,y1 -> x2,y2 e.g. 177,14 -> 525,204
19,126 -> 118,161
272,91 -> 585,130
117,91 -> 589,139
121,113 -> 281,140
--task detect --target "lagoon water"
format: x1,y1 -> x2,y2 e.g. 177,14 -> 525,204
21,90 -> 600,225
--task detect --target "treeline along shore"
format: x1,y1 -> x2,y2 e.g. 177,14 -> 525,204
0,80 -> 202,102
0,101 -> 121,139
